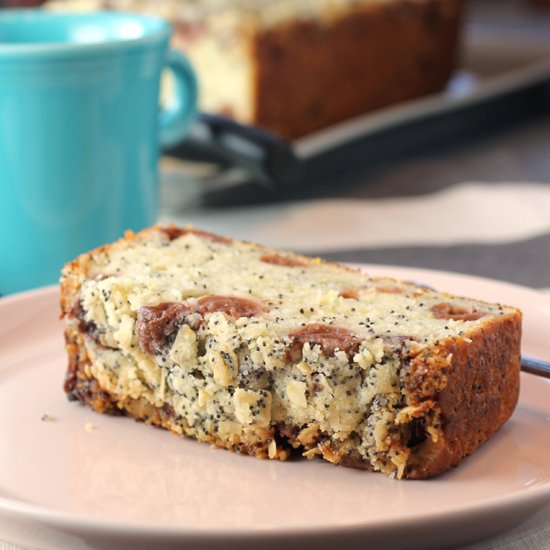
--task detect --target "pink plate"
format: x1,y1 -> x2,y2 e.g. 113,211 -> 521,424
0,265 -> 549,550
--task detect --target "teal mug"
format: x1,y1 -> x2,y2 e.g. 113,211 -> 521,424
0,10 -> 197,295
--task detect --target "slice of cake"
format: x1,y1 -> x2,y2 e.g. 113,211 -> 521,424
60,226 -> 521,479
169,0 -> 466,138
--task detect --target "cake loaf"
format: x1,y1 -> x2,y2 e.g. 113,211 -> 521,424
47,0 -> 465,139
61,226 -> 521,479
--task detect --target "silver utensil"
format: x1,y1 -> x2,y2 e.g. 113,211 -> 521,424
521,356 -> 550,379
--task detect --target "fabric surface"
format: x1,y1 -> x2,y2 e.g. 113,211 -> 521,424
463,505 -> 550,550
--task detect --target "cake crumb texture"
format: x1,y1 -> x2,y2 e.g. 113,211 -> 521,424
60,225 -> 521,479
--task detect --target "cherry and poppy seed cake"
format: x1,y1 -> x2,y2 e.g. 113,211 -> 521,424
47,0 -> 465,139
60,225 -> 521,479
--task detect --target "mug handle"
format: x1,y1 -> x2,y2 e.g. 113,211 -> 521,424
159,49 -> 198,149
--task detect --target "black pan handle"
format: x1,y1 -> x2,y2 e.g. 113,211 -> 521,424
164,113 -> 303,190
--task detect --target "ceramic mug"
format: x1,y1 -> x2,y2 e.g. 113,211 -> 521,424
0,10 -> 197,295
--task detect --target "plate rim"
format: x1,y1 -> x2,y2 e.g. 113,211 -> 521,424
0,478 -> 548,539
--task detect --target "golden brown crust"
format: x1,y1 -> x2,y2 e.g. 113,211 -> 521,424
405,313 -> 522,479
253,0 -> 465,138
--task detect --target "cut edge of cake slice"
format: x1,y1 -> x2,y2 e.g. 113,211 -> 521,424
60,225 -> 521,479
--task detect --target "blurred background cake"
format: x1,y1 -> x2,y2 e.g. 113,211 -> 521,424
42,0 -> 466,139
